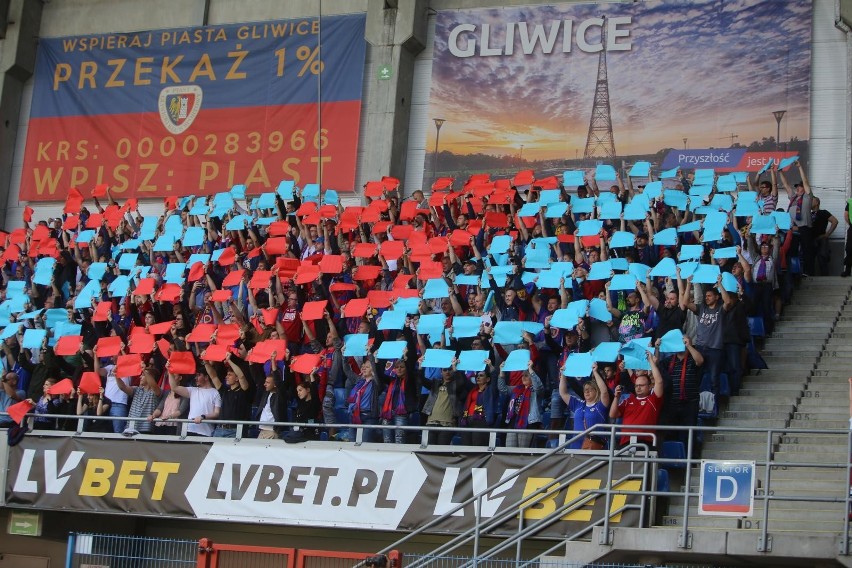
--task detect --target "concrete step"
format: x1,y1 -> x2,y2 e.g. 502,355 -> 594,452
773,434 -> 849,446
761,359 -> 816,370
765,478 -> 848,493
700,449 -> 774,462
775,451 -> 848,464
788,418 -> 850,430
758,466 -> 848,481
715,419 -> 788,429
743,376 -> 808,385
738,387 -> 803,398
790,409 -> 848,420
761,344 -> 824,354
667,505 -> 845,522
719,410 -> 791,421
809,370 -> 852,379
725,401 -> 793,412
761,350 -> 822,358
705,432 -> 781,444
659,516 -> 741,529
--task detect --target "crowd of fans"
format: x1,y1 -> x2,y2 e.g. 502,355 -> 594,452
0,159 -> 836,450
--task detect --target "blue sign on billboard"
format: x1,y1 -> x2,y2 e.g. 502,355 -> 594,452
698,460 -> 755,516
661,149 -> 747,170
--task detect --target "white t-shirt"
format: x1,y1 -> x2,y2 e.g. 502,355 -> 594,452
103,365 -> 131,405
186,387 -> 222,437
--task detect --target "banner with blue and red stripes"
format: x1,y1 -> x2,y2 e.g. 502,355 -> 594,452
21,15 -> 366,201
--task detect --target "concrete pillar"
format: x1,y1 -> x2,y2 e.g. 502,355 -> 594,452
360,0 -> 426,197
0,0 -> 42,228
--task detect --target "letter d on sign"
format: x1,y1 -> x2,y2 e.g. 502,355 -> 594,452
715,476 -> 737,502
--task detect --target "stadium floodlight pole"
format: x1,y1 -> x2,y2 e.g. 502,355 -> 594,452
683,138 -> 687,150
432,118 -> 446,184
772,110 -> 786,151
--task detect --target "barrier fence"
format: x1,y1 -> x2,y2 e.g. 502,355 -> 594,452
8,415 -> 852,563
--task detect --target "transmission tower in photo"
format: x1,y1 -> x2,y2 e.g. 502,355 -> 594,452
583,17 -> 616,160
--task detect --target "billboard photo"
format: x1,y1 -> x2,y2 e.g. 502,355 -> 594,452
423,0 -> 811,186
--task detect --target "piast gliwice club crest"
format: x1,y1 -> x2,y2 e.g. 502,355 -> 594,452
158,85 -> 203,134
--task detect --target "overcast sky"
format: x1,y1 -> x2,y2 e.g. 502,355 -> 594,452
426,0 -> 811,160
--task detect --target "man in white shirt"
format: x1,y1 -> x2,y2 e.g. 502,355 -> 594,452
168,368 -> 221,437
94,344 -> 131,433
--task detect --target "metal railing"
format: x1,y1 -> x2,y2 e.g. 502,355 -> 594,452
9,413 -> 852,563
67,532 -> 198,568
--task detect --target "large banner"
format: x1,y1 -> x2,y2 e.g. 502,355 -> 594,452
423,0 -> 811,186
6,436 -> 643,537
21,15 -> 367,201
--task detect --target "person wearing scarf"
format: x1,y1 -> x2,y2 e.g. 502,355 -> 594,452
559,363 -> 611,450
344,356 -> 380,443
459,363 -> 498,447
498,359 -> 544,448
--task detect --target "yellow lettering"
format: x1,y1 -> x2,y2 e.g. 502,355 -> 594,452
134,56 -> 154,85
311,155 -> 332,183
160,55 -> 183,83
561,479 -> 602,521
608,480 -> 642,523
70,166 -> 89,187
225,45 -> 248,80
53,63 -> 72,90
245,159 -> 270,187
112,164 -> 129,192
113,460 -> 147,499
78,61 -> 97,89
33,167 -> 63,195
282,158 -> 300,184
149,462 -> 180,501
79,459 -> 114,497
105,59 -> 126,88
74,140 -> 89,160
520,477 -> 560,520
36,142 -> 52,162
56,141 -> 70,161
199,161 -> 219,190
189,54 -> 216,82
138,163 -> 158,192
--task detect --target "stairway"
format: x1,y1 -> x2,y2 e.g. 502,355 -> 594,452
660,276 -> 852,533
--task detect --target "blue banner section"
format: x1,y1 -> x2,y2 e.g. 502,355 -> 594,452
661,149 -> 746,170
31,14 -> 367,118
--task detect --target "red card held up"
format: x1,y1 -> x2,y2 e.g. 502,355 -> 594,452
148,320 -> 174,335
133,278 -> 156,296
342,298 -> 369,318
168,351 -> 196,375
116,354 -> 144,377
47,378 -> 74,395
96,336 -> 123,357
79,372 -> 102,395
211,290 -> 232,303
291,354 -> 321,375
318,255 -> 343,274
7,400 -> 34,425
222,269 -> 245,287
54,335 -> 82,356
201,344 -> 229,362
129,333 -> 155,354
301,300 -> 327,321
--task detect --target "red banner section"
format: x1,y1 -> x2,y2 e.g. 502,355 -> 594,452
23,102 -> 359,200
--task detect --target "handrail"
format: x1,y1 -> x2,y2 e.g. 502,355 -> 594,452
5,412 -> 852,562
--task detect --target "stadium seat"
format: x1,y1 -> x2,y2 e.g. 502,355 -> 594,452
660,441 -> 686,469
656,468 -> 670,493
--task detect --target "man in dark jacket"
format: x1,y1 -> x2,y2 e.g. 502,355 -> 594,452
255,373 -> 288,439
